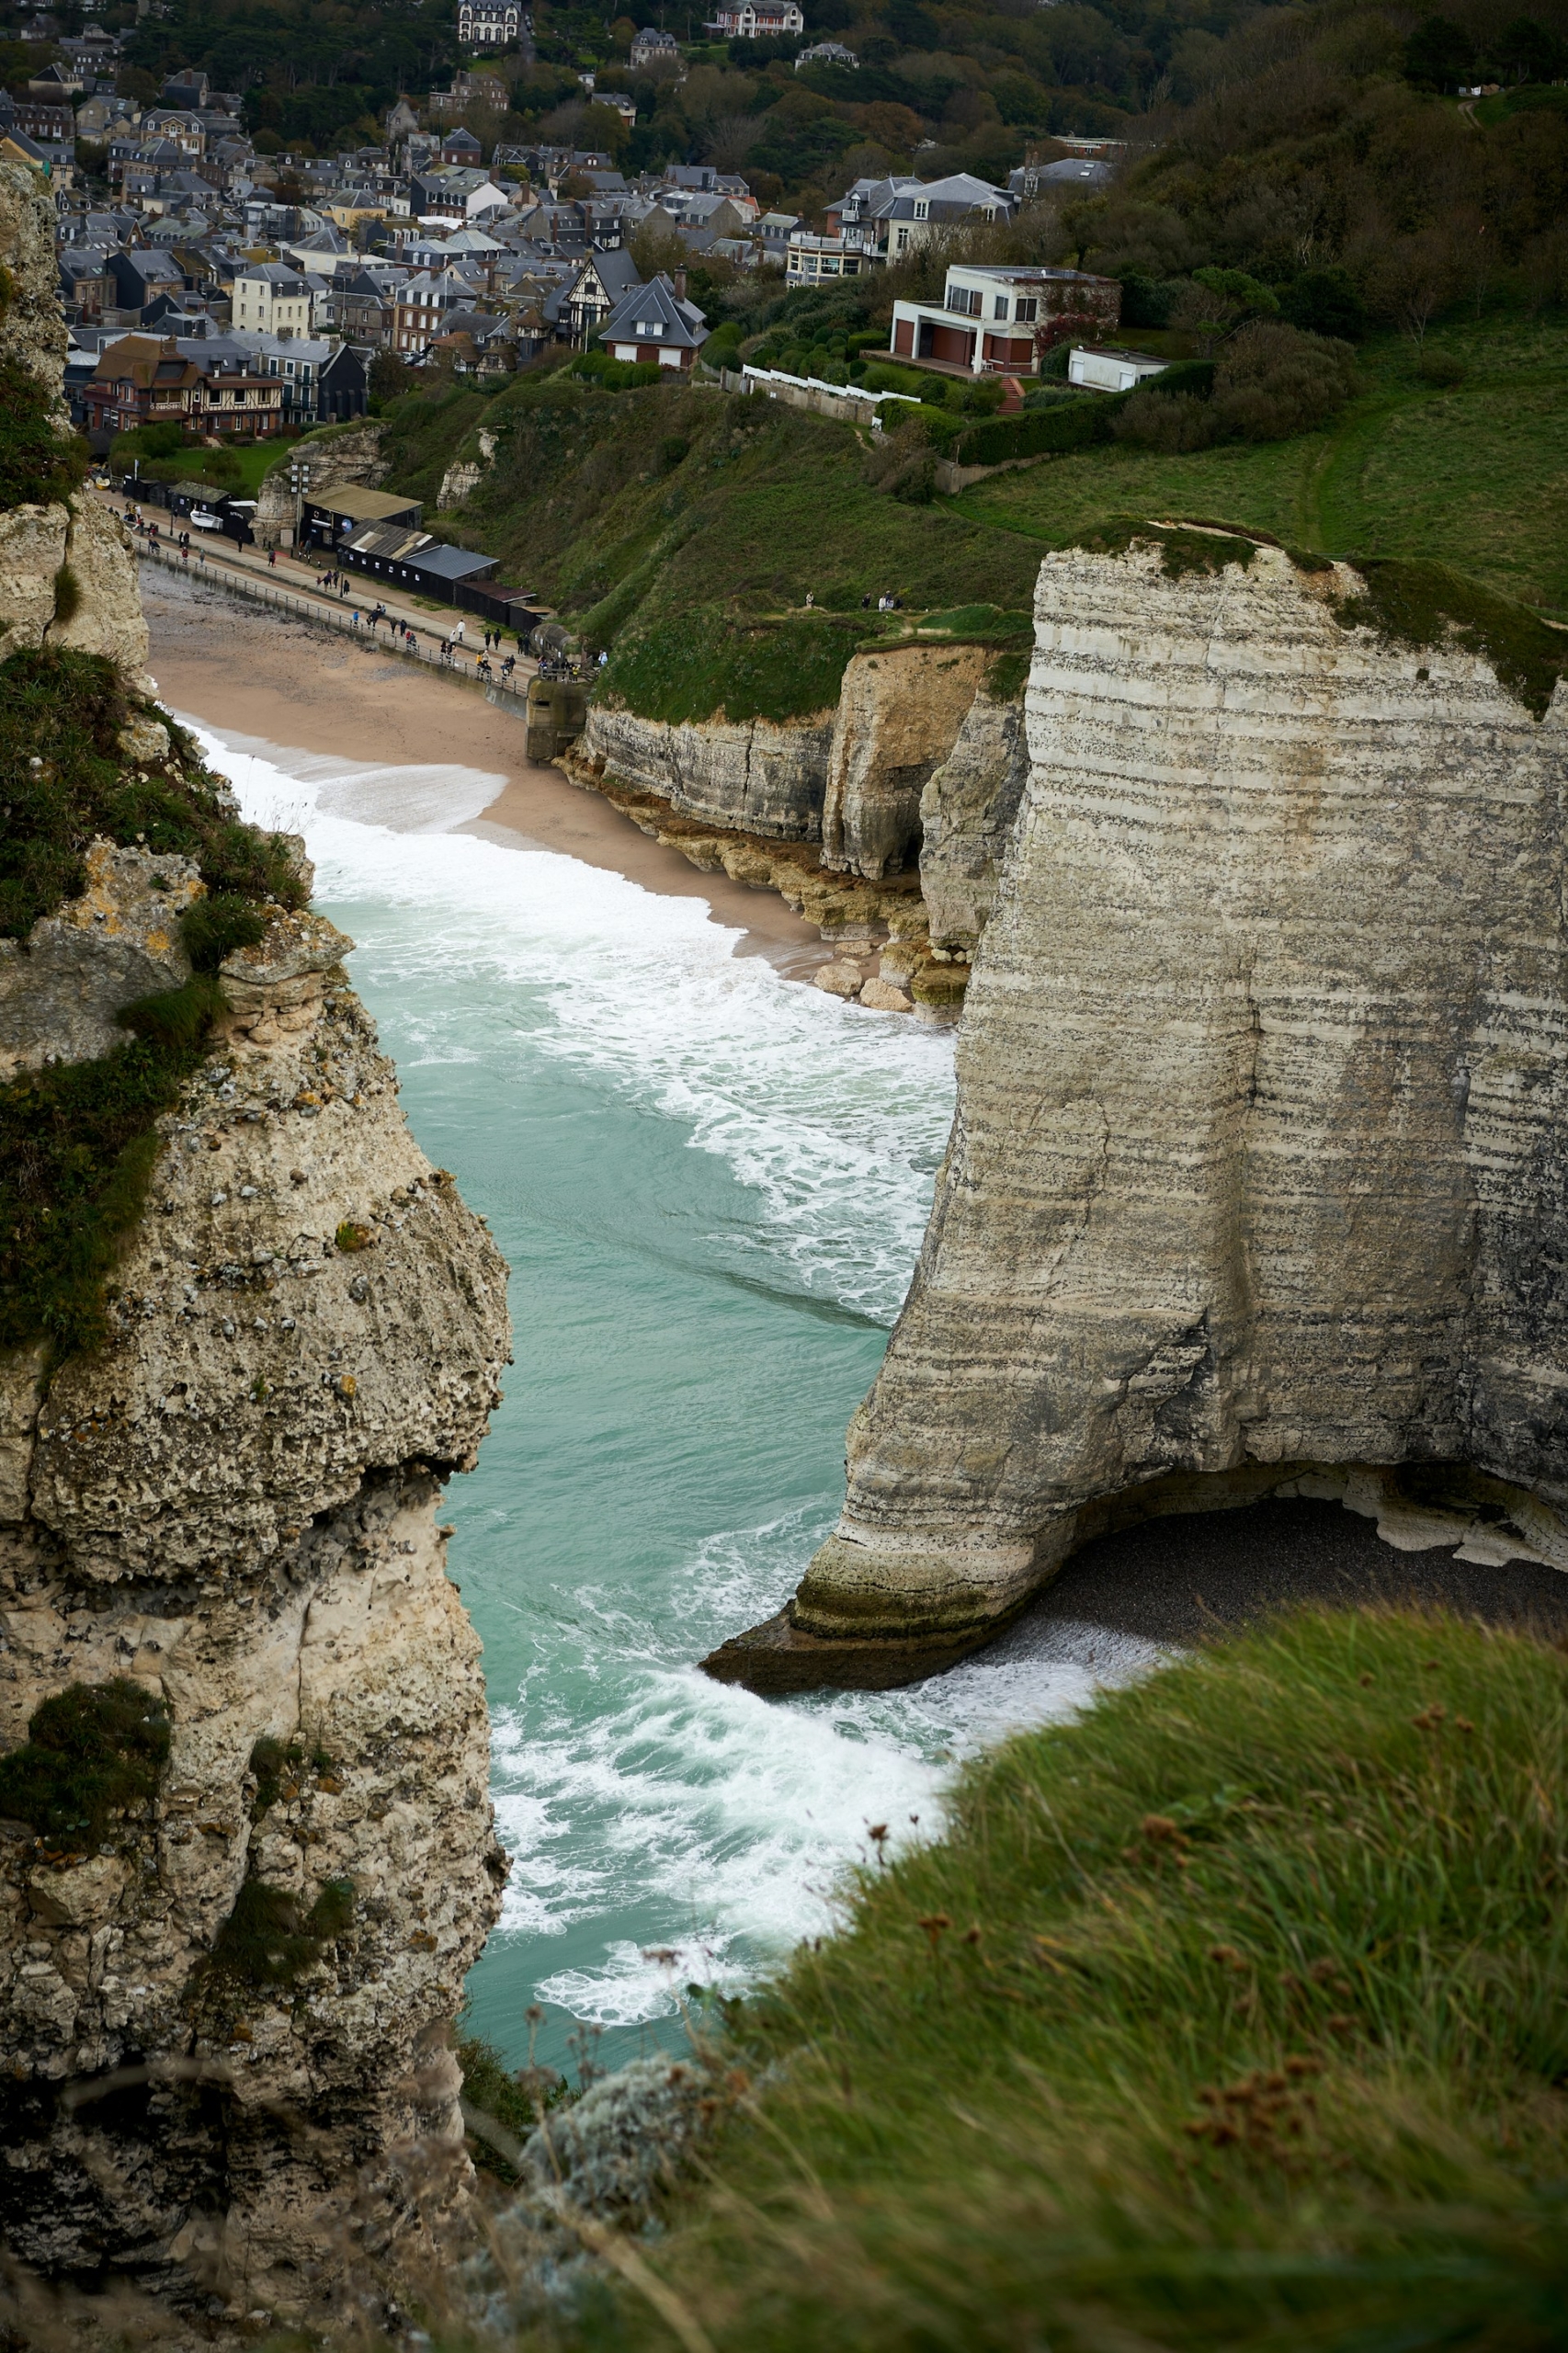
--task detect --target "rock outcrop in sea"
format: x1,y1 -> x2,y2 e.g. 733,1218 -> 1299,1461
705,528 -> 1568,1689
0,161 -> 512,2325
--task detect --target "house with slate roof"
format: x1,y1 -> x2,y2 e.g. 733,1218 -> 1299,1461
598,270 -> 708,369
564,244 -> 641,344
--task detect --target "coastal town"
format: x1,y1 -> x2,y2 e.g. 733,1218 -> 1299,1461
5,0 -> 1124,467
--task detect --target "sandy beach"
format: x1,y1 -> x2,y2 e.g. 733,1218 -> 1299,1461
142,565 -> 827,975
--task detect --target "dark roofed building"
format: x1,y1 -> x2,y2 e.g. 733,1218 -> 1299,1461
598,270 -> 709,370
301,483 -> 424,548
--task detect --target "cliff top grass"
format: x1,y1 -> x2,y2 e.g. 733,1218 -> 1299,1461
1044,524 -> 1566,721
500,1607 -> 1568,2353
378,374 -> 1044,722
949,309 -> 1568,624
1334,557 -> 1568,723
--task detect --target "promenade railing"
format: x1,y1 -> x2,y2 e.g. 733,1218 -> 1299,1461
131,532 -> 537,716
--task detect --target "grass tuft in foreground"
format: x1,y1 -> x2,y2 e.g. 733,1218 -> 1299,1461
506,1608 -> 1568,2353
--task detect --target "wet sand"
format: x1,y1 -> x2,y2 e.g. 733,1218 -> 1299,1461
142,567 -> 825,973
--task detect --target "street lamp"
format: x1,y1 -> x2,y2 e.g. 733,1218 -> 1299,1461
287,454 -> 313,554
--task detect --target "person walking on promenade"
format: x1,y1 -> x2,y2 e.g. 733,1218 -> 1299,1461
268,547 -> 277,567
453,618 -> 465,646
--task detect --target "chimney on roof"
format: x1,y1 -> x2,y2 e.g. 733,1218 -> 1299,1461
673,267 -> 687,302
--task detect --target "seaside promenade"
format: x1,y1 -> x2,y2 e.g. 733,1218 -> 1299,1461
97,491 -> 542,711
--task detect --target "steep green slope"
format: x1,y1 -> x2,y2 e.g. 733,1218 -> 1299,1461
0,649 -> 305,1358
482,1608 -> 1568,2353
378,373 -> 1043,720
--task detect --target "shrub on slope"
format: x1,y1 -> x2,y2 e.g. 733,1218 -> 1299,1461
524,1608 -> 1568,2353
0,649 -> 305,1357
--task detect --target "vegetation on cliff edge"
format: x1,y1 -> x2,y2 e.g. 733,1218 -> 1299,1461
0,648 -> 307,1358
0,1680 -> 170,1847
472,1608 -> 1568,2353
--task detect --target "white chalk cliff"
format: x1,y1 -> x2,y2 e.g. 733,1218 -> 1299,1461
706,530 -> 1568,1688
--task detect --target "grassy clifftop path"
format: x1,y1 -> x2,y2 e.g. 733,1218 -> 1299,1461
950,313 -> 1568,620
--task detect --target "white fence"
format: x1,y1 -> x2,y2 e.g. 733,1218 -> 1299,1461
724,364 -> 922,429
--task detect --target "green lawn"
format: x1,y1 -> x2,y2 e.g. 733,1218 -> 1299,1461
132,441 -> 290,497
950,312 -> 1568,619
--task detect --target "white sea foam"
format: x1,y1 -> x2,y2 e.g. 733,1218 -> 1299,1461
199,725 -> 506,835
487,1503 -> 1168,2023
187,717 -> 954,1323
187,718 -> 1164,2032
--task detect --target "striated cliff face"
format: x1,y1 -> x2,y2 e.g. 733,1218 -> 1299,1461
0,165 -> 152,687
705,532 -> 1568,1690
0,873 -> 512,2324
575,702 -> 835,839
0,165 -> 513,2327
918,682 -> 1030,952
0,901 -> 510,2317
572,645 -> 1028,1011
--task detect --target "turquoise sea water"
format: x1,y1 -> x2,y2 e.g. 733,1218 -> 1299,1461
193,724 -> 1160,2081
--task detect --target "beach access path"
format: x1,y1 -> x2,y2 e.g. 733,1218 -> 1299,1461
95,487 -> 534,660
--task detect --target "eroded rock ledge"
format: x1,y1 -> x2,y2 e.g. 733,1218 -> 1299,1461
563,640 -> 1029,1021
704,534 -> 1568,1690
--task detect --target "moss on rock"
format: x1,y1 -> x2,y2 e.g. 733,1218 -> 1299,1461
1334,556 -> 1567,721
0,1678 -> 170,1846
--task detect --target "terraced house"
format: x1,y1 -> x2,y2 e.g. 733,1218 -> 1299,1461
392,266 -> 472,355
231,261 -> 311,335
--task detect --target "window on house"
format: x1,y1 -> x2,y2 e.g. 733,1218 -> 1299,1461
993,295 -> 1009,318
1016,298 -> 1038,323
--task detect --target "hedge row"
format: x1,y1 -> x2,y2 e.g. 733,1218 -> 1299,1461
938,360 -> 1216,472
